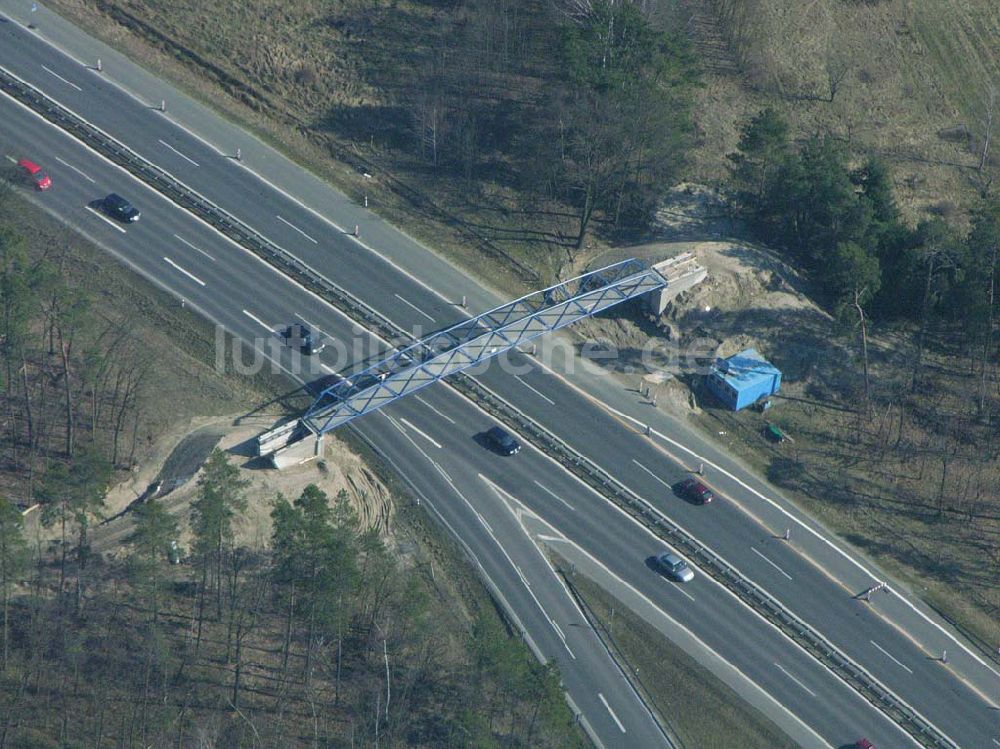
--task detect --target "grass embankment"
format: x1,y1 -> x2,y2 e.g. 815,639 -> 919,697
698,0 -> 1000,222
47,0 -> 569,294
570,575 -> 799,749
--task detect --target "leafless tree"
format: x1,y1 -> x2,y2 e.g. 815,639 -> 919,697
826,54 -> 850,103
853,286 -> 873,418
911,243 -> 960,392
979,84 -> 996,172
978,244 -> 997,418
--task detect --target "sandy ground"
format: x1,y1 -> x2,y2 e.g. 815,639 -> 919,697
572,183 -> 846,415
25,411 -> 393,562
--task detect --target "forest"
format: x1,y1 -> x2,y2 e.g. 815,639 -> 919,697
0,451 -> 577,747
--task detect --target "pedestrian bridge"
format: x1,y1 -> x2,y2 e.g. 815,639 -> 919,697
258,255 -> 704,463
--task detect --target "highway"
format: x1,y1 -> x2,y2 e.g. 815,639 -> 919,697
2,5 -> 999,748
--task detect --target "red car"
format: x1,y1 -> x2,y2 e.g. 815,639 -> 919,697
17,159 -> 51,190
677,477 -> 714,504
855,741 -> 875,749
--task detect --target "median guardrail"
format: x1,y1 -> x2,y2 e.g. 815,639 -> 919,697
0,64 -> 957,749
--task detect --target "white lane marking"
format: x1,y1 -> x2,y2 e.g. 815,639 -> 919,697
533,480 -> 576,511
478,478 -> 590,663
513,564 -> 530,588
276,214 -> 318,244
431,460 -> 453,485
991,739 -> 1000,747
241,309 -> 276,332
173,233 -> 216,261
54,156 -> 95,182
751,547 -> 793,581
630,459 -> 673,491
597,693 -> 626,733
529,523 -> 834,749
774,664 -> 817,698
157,139 -> 200,167
2,156 -> 14,164
40,64 -> 82,91
163,257 -> 206,287
398,417 -> 442,449
0,62 -> 916,745
393,293 -> 436,322
870,641 -> 914,674
662,577 -> 696,602
84,205 -> 126,233
414,395 -> 456,424
552,620 -> 566,641
515,375 -> 556,405
321,363 -> 336,374
585,395 -> 1000,685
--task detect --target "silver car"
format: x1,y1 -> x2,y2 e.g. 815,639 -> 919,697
656,552 -> 694,582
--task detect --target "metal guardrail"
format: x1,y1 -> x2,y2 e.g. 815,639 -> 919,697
0,64 -> 956,749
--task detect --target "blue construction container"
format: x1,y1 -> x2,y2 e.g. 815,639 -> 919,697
705,348 -> 781,411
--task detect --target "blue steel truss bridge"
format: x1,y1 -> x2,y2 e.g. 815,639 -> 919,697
258,255 -> 703,461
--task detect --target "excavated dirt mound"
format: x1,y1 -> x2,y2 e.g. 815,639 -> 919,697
572,184 -> 862,412
87,415 -> 394,559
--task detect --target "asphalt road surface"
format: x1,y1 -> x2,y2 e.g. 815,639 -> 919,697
2,6 -> 999,748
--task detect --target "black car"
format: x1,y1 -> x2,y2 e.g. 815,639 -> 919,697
484,426 -> 520,456
285,323 -> 324,355
102,193 -> 141,223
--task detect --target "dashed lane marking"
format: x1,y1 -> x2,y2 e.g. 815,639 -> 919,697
775,664 -> 817,698
163,257 -> 206,286
393,293 -> 436,323
84,205 -> 125,233
276,214 -> 318,244
533,480 -> 576,511
54,156 -> 94,182
158,139 -> 200,167
597,693 -> 626,733
40,64 -> 82,91
751,546 -> 793,581
173,234 -> 216,262
398,417 -> 442,449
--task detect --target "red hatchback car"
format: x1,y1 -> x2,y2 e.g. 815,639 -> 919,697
678,477 -> 714,504
17,158 -> 51,190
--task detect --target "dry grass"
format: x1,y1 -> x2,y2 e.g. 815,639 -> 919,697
570,574 -> 798,749
690,0 -> 1000,224
46,0 -> 565,293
